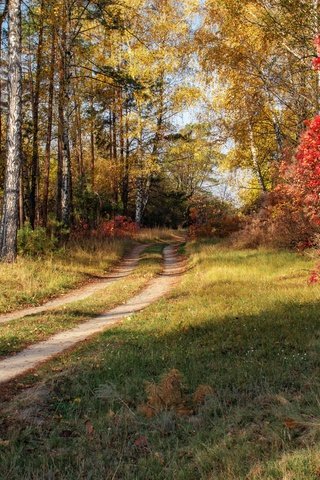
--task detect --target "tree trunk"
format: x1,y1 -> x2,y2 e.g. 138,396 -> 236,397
0,0 -> 22,262
272,115 -> 283,162
119,90 -> 127,213
135,177 -> 144,225
74,93 -> 84,178
0,1 -> 8,161
248,121 -> 267,192
314,0 -> 320,112
135,102 -> 149,225
112,92 -> 118,205
42,26 -> 56,227
57,2 -> 72,230
30,1 -> 44,229
122,103 -> 130,215
90,96 -> 95,188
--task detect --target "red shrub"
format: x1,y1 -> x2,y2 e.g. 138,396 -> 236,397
92,216 -> 138,238
72,216 -> 138,239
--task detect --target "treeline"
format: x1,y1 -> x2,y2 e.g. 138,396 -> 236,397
0,0 -> 215,261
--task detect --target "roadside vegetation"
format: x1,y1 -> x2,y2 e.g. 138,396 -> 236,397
2,240 -> 320,479
0,244 -> 164,358
0,238 -> 130,315
0,228 -> 181,316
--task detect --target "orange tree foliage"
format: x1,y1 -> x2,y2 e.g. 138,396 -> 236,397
188,193 -> 241,239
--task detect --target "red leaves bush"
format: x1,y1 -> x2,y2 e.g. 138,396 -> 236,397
92,216 -> 138,238
281,115 -> 320,228
234,112 -> 320,249
73,216 -> 138,239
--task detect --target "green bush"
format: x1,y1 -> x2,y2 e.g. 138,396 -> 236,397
18,224 -> 57,257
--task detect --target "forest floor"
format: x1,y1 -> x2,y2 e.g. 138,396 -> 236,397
2,239 -> 320,479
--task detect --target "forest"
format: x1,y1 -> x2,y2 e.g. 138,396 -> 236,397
2,1 -> 320,479
0,0 -> 320,260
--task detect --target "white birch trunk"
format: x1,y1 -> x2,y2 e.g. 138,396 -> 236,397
248,121 -> 267,192
0,0 -> 22,262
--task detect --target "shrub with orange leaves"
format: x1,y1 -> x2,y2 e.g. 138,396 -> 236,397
92,216 -> 138,238
188,193 -> 241,239
72,216 -> 138,239
232,190 -> 317,249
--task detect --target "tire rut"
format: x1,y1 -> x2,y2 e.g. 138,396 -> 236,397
0,244 -> 185,385
0,244 -> 147,325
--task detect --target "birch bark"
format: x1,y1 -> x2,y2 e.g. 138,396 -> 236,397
0,0 -> 22,262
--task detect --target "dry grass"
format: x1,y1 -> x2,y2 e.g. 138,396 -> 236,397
0,238 -> 130,314
0,244 -> 164,357
133,227 -> 186,243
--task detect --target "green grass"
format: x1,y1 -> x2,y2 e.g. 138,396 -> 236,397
0,244 -> 164,358
0,238 -> 132,314
2,240 -> 320,479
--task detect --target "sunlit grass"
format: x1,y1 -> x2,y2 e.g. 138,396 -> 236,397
0,238 -> 131,314
2,240 -> 320,479
0,244 -> 164,357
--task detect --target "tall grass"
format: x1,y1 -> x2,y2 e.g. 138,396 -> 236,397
0,238 -> 130,314
0,244 -> 164,357
133,227 -> 186,243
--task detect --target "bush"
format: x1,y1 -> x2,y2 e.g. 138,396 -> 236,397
93,216 -> 138,238
232,192 -> 318,249
18,224 -> 58,257
188,193 -> 241,239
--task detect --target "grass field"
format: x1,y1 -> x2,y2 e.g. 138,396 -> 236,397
0,238 -> 131,314
0,228 -> 182,315
2,240 -> 320,479
0,244 -> 164,357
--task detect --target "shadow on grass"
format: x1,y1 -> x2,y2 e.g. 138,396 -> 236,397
2,295 -> 320,479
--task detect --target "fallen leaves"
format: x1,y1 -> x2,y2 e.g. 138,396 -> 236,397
85,419 -> 95,438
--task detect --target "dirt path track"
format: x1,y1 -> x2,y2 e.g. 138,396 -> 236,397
0,245 -> 184,384
0,244 -> 147,325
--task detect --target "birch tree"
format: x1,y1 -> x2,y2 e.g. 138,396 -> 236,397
0,0 -> 22,262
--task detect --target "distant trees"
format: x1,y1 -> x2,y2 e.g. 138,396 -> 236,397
198,0 -> 320,208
